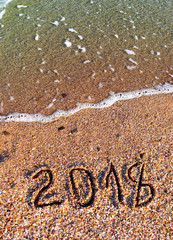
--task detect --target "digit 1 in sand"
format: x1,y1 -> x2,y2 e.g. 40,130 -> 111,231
106,162 -> 123,205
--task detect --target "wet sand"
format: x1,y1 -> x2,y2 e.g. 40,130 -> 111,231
0,93 -> 172,239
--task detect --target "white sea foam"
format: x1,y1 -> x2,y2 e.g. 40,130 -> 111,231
83,60 -> 90,64
0,0 -> 13,9
135,35 -> 138,40
51,21 -> 59,26
64,39 -> 72,47
35,33 -> 39,40
124,49 -> 136,55
17,5 -> 27,8
60,16 -> 65,21
0,9 -> 5,19
77,45 -> 86,52
126,66 -> 136,70
46,102 -> 54,109
0,0 -> 13,19
78,35 -> 83,40
0,83 -> 172,123
69,28 -> 77,33
128,58 -> 138,65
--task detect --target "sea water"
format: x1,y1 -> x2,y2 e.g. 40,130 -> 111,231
0,0 -> 172,121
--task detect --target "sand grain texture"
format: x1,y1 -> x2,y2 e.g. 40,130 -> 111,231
0,93 -> 172,239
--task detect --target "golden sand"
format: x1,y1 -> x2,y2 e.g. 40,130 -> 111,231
0,93 -> 172,239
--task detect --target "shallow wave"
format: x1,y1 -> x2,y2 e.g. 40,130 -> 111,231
0,83 -> 172,123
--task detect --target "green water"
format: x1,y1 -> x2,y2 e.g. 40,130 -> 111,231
0,0 -> 172,115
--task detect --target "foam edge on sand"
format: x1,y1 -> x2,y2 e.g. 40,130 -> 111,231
0,82 -> 173,123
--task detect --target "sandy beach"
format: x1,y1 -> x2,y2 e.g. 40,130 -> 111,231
0,0 -> 173,239
0,93 -> 172,239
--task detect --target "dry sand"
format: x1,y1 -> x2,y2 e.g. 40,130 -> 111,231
0,93 -> 172,239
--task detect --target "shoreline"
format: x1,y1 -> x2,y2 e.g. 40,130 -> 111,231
1,0 -> 172,117
0,82 -> 173,123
